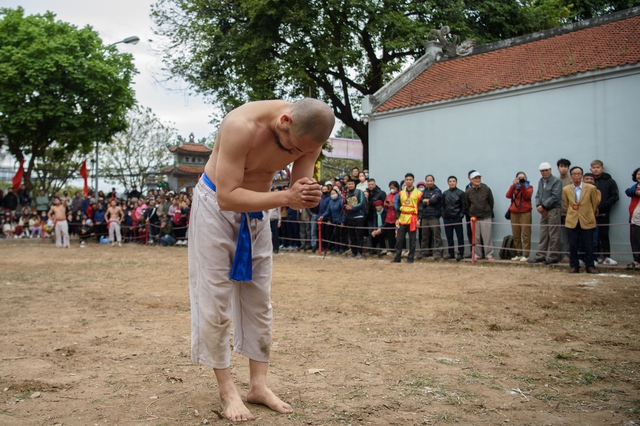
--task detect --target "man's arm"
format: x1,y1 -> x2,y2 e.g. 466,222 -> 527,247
543,179 -> 563,209
214,122 -> 321,212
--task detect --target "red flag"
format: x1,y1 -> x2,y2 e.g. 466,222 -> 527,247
12,159 -> 24,190
79,160 -> 89,198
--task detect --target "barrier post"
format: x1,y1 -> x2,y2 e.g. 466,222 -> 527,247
317,219 -> 323,254
471,216 -> 477,265
145,222 -> 149,246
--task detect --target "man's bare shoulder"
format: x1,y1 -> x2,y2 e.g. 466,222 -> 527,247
221,101 -> 289,133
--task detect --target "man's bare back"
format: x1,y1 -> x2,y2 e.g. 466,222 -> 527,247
205,100 -> 328,213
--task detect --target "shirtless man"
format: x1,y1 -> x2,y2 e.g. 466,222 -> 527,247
189,98 -> 334,422
48,197 -> 69,248
106,199 -> 124,247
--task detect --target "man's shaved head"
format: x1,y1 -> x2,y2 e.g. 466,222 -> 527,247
290,98 -> 335,143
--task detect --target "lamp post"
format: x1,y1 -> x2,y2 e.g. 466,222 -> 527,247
94,36 -> 139,201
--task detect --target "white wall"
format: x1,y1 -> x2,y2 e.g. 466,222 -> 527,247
369,66 -> 640,261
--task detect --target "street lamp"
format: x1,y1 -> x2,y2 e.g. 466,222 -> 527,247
109,36 -> 140,47
94,35 -> 139,201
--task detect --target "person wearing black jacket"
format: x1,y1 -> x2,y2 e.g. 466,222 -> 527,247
418,175 -> 443,259
344,178 -> 366,258
3,187 -> 18,212
365,179 -> 386,253
591,160 -> 619,265
145,200 -> 161,243
127,185 -> 142,201
442,176 -> 467,261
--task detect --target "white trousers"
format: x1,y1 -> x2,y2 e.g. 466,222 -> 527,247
188,179 -> 273,369
55,220 -> 69,248
108,220 -> 122,242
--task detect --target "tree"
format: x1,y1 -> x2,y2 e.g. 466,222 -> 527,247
30,146 -> 84,197
100,105 -> 177,191
0,7 -> 137,190
335,124 -> 360,140
561,0 -> 640,20
151,0 -> 571,167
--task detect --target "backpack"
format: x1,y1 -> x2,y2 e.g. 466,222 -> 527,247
499,235 -> 518,259
173,210 -> 182,225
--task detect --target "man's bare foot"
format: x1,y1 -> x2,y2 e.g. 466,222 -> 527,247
246,386 -> 293,414
220,389 -> 255,422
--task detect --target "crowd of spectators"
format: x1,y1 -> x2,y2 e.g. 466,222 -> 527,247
271,161 -> 640,270
0,184 -> 192,247
2,160 -> 639,270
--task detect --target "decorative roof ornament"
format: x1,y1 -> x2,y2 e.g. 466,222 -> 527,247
427,26 -> 476,59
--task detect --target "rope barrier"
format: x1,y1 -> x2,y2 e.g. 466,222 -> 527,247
6,215 -> 638,261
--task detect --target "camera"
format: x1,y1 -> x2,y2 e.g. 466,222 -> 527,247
519,178 -> 526,184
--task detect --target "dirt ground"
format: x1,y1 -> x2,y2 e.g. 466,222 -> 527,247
1,239 -> 639,426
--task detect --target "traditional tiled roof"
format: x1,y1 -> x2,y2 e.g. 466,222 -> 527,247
169,143 -> 212,154
162,165 -> 205,175
376,13 -> 640,113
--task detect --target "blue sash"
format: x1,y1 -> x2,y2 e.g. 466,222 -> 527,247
202,173 -> 263,281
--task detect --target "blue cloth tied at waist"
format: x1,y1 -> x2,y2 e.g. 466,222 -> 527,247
202,173 -> 263,281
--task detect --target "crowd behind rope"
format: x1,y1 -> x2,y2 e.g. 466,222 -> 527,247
0,185 -> 192,247
2,159 -> 639,270
269,161 -> 640,270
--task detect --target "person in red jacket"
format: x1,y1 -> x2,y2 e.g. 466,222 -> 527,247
506,171 -> 534,261
625,167 -> 640,269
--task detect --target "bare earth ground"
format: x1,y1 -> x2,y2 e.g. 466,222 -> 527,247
1,239 -> 639,426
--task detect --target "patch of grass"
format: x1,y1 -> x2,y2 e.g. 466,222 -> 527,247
547,360 -> 602,386
436,411 -> 460,423
535,392 -> 560,401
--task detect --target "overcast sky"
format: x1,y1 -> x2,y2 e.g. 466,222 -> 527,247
5,0 -> 218,141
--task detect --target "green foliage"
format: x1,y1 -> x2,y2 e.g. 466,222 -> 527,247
150,0 -> 614,166
0,7 -> 137,189
561,0 -> 640,20
336,124 -> 360,140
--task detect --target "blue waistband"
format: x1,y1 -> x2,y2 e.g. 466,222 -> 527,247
203,172 -> 216,191
201,172 -> 264,282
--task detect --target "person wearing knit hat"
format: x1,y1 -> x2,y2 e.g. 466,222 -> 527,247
529,161 -> 563,265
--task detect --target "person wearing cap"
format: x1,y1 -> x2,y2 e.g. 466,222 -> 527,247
465,171 -> 495,260
529,162 -> 563,264
563,166 -> 599,274
418,175 -> 443,259
369,199 -> 387,255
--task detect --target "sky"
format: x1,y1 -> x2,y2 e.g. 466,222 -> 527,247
3,0 -> 219,142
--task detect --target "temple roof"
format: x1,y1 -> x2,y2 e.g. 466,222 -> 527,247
375,11 -> 640,113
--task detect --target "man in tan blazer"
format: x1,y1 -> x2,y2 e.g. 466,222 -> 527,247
563,167 -> 599,274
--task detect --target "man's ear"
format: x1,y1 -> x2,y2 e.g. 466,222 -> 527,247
279,113 -> 294,130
